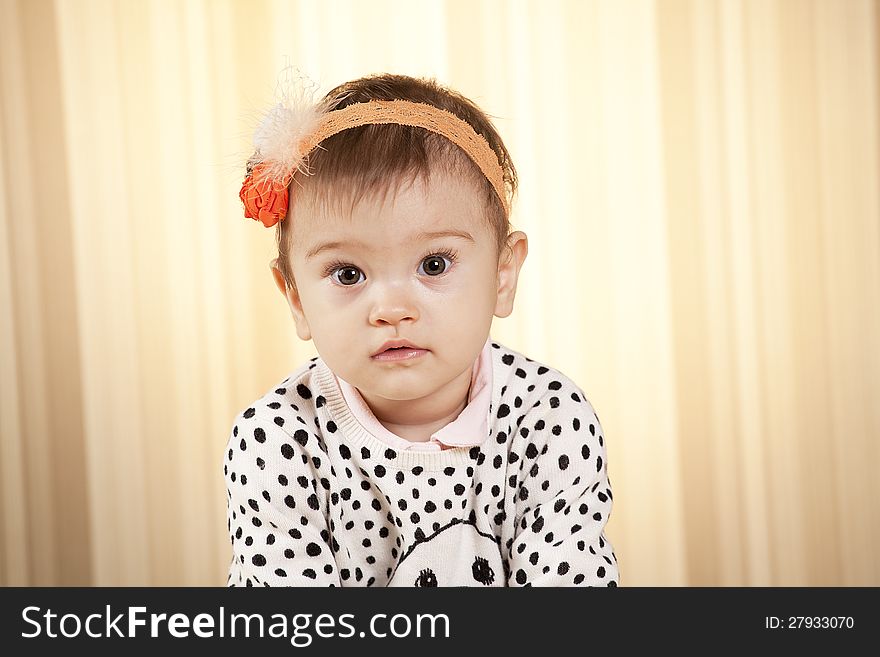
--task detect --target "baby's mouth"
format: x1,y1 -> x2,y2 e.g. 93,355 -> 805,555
371,339 -> 427,357
371,346 -> 429,361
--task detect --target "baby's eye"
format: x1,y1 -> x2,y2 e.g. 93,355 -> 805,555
418,254 -> 452,276
332,266 -> 365,286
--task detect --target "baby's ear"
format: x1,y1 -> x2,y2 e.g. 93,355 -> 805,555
270,259 -> 312,341
494,231 -> 528,318
270,258 -> 287,296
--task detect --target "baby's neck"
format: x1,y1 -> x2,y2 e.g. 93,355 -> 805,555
359,367 -> 472,443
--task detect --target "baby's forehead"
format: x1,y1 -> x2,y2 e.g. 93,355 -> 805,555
293,215 -> 494,260
290,174 -> 492,251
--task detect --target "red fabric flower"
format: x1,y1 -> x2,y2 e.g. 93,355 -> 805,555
239,164 -> 290,228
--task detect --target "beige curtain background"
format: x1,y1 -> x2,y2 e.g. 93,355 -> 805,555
1,0 -> 877,586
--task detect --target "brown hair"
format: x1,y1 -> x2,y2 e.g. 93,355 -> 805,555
273,73 -> 518,288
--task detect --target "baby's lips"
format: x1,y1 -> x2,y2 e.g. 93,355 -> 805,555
371,341 -> 428,357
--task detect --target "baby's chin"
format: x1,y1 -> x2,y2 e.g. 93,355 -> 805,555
352,373 -> 440,403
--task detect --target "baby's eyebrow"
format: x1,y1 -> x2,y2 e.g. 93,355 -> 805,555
304,229 -> 475,260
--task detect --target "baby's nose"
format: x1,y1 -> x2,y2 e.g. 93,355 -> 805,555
368,283 -> 420,326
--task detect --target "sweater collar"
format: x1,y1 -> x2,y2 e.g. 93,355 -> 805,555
333,336 -> 493,451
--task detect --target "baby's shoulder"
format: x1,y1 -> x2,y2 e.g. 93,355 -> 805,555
228,355 -> 326,441
489,342 -> 607,474
490,341 -> 593,412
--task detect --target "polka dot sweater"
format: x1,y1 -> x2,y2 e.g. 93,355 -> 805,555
223,340 -> 619,587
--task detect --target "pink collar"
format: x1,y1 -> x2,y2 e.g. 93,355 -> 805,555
334,337 -> 493,452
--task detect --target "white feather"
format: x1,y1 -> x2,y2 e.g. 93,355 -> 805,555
251,68 -> 329,185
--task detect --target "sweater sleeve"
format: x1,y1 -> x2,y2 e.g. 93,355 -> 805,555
224,408 -> 340,587
506,389 -> 619,587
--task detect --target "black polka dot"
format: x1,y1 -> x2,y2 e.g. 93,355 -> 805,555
243,408 -> 255,419
306,542 -> 322,556
297,384 -> 312,399
254,427 -> 266,443
280,444 -> 295,459
252,554 -> 266,567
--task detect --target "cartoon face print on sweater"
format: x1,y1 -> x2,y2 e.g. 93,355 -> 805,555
386,517 -> 505,587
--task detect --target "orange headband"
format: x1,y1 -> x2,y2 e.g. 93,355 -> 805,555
240,99 -> 510,228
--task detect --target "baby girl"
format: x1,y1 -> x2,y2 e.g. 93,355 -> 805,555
224,72 -> 618,587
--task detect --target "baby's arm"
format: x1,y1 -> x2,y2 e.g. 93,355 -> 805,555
506,390 -> 619,586
224,409 -> 340,586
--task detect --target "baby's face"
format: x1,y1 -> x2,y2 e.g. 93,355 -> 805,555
276,170 -> 525,403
